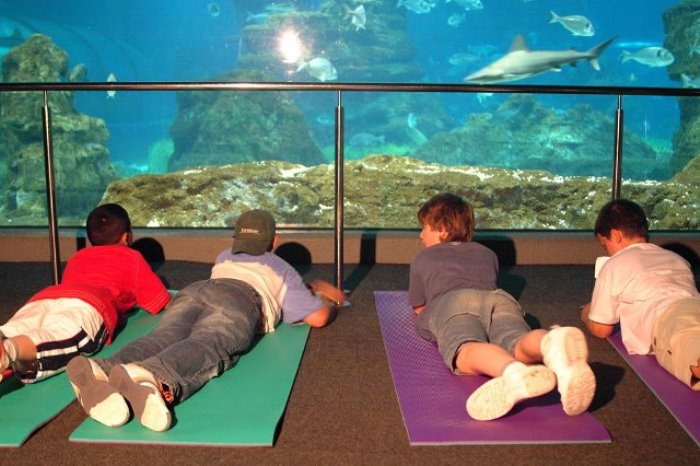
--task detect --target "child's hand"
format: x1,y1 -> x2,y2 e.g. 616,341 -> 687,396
308,279 -> 347,306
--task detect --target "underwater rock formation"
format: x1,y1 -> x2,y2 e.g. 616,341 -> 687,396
663,0 -> 700,175
234,1 -> 451,155
414,95 -> 663,180
0,34 -> 117,222
100,154 -> 699,230
168,70 -> 325,171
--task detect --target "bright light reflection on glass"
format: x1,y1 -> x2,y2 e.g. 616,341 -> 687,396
277,29 -> 303,64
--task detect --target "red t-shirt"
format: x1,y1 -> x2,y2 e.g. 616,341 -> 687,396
28,245 -> 171,343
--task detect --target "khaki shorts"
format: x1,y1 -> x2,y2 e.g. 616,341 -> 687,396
652,297 -> 700,390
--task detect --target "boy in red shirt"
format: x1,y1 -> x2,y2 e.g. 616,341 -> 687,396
0,203 -> 171,383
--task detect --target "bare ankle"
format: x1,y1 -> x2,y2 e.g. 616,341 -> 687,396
691,362 -> 700,380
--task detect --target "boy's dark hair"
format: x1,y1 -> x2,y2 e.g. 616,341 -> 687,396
417,192 -> 474,242
86,203 -> 132,246
594,199 -> 648,240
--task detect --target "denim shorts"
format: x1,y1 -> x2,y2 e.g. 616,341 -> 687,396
415,288 -> 531,372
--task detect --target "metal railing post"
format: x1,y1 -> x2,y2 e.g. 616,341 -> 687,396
41,91 -> 61,284
612,94 -> 624,200
334,91 -> 344,291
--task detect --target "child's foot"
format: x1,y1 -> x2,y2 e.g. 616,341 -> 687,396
0,337 -> 12,382
541,326 -> 596,416
66,356 -> 129,427
466,365 -> 556,421
108,364 -> 172,432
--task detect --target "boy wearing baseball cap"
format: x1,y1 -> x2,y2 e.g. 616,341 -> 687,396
66,209 -> 345,431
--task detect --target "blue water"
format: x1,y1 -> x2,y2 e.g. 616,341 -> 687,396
0,0 -> 682,167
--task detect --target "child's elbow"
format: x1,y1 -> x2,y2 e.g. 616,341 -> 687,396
304,306 -> 337,328
589,322 -> 615,339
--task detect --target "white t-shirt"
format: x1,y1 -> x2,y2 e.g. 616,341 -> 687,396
588,242 -> 699,354
211,250 -> 324,333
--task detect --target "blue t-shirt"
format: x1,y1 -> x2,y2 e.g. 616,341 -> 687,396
408,241 -> 498,309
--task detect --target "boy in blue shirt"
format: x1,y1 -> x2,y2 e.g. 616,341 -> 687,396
409,193 -> 596,421
66,209 -> 345,431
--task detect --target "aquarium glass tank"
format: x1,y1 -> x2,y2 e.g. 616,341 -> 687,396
0,0 -> 698,231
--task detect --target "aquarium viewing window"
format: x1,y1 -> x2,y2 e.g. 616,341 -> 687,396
0,0 -> 698,236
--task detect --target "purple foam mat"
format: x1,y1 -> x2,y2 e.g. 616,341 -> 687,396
374,291 -> 611,445
608,332 -> 700,447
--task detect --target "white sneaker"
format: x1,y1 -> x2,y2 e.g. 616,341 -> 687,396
66,356 -> 130,427
541,326 -> 596,416
108,363 -> 172,432
466,365 -> 556,421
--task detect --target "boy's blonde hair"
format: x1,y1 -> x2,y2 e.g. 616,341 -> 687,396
417,193 -> 474,242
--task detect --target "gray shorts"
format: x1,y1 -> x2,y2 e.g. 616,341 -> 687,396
415,288 -> 531,373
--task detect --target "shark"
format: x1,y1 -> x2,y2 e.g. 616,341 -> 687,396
464,34 -> 617,84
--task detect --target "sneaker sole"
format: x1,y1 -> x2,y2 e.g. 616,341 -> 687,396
66,357 -> 129,427
550,329 -> 596,416
466,365 -> 556,421
109,365 -> 172,432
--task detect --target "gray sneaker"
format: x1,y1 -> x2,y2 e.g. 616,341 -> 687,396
541,326 -> 596,416
466,365 -> 556,421
66,356 -> 129,427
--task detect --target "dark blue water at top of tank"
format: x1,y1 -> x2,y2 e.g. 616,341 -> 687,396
0,0 -> 683,167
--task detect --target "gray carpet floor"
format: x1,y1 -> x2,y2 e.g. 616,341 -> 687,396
0,260 -> 698,465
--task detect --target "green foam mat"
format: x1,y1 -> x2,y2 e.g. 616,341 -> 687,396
69,322 -> 310,446
0,309 -> 163,447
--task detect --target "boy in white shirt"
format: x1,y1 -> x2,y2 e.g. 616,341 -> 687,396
582,199 -> 700,389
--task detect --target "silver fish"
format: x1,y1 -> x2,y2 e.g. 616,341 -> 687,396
297,57 -> 337,82
106,72 -> 117,99
246,11 -> 269,23
349,132 -> 385,147
621,47 -> 675,67
464,34 -> 616,84
448,52 -> 481,67
476,92 -> 494,104
406,113 -> 428,145
549,11 -> 594,37
448,0 -> 483,11
207,2 -> 220,17
689,39 -> 700,57
68,63 -> 88,82
613,40 -> 659,49
447,13 -> 465,28
681,73 -> 700,88
344,5 -> 366,31
397,0 -> 435,14
263,3 -> 296,13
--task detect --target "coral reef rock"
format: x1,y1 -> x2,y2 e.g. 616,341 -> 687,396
0,34 -> 117,222
664,0 -> 700,174
415,95 -> 665,180
101,154 -> 700,230
168,70 -> 325,171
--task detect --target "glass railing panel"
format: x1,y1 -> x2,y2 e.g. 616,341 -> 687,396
341,91 -> 621,229
619,95 -> 699,231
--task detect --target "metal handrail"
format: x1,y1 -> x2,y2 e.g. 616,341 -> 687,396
0,81 -> 699,96
2,81 -> 698,288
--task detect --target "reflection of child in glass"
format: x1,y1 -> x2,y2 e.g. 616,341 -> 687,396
67,209 -> 346,431
408,193 -> 595,420
0,204 -> 171,383
581,198 -> 700,390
